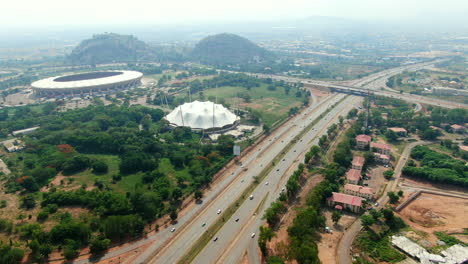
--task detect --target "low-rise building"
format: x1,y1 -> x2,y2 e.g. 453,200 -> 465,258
346,169 -> 362,185
460,145 -> 468,152
371,142 -> 391,155
11,126 -> 40,136
451,124 -> 465,134
392,235 -> 467,264
327,192 -> 363,213
374,153 -> 390,165
2,139 -> 25,152
388,127 -> 407,137
441,244 -> 468,264
352,156 -> 365,170
356,134 -> 371,149
344,184 -> 374,200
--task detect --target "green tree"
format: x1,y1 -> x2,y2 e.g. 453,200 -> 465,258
0,244 -> 24,264
332,211 -> 342,225
361,215 -> 375,228
383,170 -> 394,180
92,160 -> 109,174
170,210 -> 178,221
20,194 -> 36,209
369,210 -> 380,221
194,190 -> 203,200
385,129 -> 398,142
90,236 -> 111,255
267,256 -> 285,264
387,191 -> 400,204
258,226 -> 276,256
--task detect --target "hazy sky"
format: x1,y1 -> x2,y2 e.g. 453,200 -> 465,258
3,0 -> 467,27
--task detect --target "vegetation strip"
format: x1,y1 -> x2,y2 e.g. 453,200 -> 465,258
178,95 -> 346,264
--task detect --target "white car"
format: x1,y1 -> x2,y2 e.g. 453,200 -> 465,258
265,182 -> 269,185
217,209 -> 222,214
251,233 -> 256,238
249,195 -> 254,200
171,228 -> 176,232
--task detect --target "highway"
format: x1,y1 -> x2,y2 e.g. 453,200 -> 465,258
183,62 -> 454,264
72,62 -> 460,264
193,95 -> 361,264
71,87 -> 342,264
137,93 -> 350,264
232,59 -> 468,110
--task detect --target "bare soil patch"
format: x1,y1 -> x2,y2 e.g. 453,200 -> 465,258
317,210 -> 357,264
396,193 -> 468,245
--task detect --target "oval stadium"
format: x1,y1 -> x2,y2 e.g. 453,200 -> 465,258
31,70 -> 143,97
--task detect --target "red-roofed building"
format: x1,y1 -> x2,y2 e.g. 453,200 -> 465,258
356,134 -> 371,149
451,124 -> 465,134
374,153 -> 390,165
460,145 -> 468,152
429,126 -> 442,131
346,169 -> 362,185
327,192 -> 363,213
371,142 -> 391,155
388,127 -> 407,136
352,156 -> 365,170
344,184 -> 374,200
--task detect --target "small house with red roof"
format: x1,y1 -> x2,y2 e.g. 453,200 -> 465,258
451,124 -> 465,134
371,142 -> 391,155
344,184 -> 374,200
388,127 -> 407,137
346,169 -> 362,185
374,153 -> 390,165
356,134 -> 371,149
352,156 -> 365,170
327,192 -> 363,213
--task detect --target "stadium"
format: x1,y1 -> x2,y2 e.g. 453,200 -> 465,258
31,70 -> 143,97
165,100 -> 239,133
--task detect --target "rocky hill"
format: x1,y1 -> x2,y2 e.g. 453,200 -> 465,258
190,33 -> 274,65
69,33 -> 155,65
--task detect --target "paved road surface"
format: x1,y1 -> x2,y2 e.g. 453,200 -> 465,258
193,96 -> 361,264
138,93 -> 350,264
337,140 -> 429,264
230,59 -> 468,110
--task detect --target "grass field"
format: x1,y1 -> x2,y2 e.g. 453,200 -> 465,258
71,154 -> 122,188
176,84 -> 304,126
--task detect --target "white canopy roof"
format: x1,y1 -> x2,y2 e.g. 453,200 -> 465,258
165,100 -> 238,130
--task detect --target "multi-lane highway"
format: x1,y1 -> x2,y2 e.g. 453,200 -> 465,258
137,93 -> 352,264
71,61 -> 462,264
234,59 -> 468,110
193,95 -> 361,264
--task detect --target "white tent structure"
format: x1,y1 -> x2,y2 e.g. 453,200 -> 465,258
165,101 -> 239,131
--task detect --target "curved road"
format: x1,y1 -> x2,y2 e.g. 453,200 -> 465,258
337,140 -> 430,264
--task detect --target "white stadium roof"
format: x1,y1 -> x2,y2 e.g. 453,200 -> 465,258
165,101 -> 238,130
31,70 -> 143,89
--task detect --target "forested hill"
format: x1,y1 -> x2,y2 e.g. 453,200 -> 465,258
69,33 -> 156,65
190,33 -> 274,65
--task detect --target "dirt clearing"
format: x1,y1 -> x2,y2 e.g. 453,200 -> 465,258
397,193 -> 468,245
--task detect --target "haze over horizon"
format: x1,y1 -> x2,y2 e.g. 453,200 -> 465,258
3,0 -> 468,28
